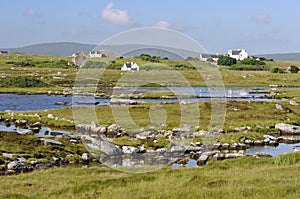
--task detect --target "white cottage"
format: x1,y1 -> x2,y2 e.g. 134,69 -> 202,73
88,51 -> 106,58
228,49 -> 248,61
121,62 -> 140,71
0,50 -> 8,55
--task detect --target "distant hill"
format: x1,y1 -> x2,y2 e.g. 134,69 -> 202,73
255,52 -> 300,61
0,42 -> 200,59
1,42 -> 96,57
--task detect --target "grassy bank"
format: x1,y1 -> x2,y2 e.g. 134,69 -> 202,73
3,99 -> 299,132
0,152 -> 299,198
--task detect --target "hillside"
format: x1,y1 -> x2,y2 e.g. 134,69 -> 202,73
1,42 -> 200,59
255,52 -> 300,61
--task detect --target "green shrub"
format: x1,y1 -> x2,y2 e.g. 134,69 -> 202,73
0,77 -> 49,88
239,58 -> 266,66
271,67 -> 286,73
288,65 -> 299,73
217,56 -> 237,66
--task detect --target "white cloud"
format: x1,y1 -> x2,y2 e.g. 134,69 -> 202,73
24,8 -> 40,18
251,14 -> 269,24
153,21 -> 171,29
101,3 -> 134,26
153,21 -> 185,31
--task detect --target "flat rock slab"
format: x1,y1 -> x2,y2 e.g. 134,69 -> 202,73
275,123 -> 300,135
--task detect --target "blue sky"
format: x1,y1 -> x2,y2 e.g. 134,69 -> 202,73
1,0 -> 300,54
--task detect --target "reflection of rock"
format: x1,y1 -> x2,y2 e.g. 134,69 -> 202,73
275,123 -> 300,135
41,139 -> 63,146
254,152 -> 272,158
100,141 -> 122,155
17,129 -> 33,135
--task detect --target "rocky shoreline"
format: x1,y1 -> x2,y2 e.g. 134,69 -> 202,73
1,119 -> 300,175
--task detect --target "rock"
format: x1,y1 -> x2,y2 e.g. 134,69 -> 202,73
289,100 -> 299,106
81,153 -> 90,162
100,140 -> 122,156
41,139 -> 63,146
197,154 -> 208,166
30,122 -> 42,129
275,104 -> 283,110
170,145 -> 187,153
122,146 -> 141,154
278,137 -> 300,144
2,153 -> 14,158
275,123 -> 300,135
15,119 -> 27,128
17,129 -> 33,135
47,114 -> 54,119
255,152 -> 272,158
212,153 -> 225,161
229,143 -> 239,150
224,153 -> 244,159
220,143 -> 230,150
253,140 -> 264,146
106,124 -> 122,137
7,161 -> 27,172
294,146 -> 300,152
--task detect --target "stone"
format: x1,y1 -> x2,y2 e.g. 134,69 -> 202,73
197,154 -> 208,166
220,143 -> 230,150
253,140 -> 264,146
122,146 -> 141,154
7,161 -> 27,172
81,153 -> 90,162
224,153 -> 244,159
289,100 -> 299,106
255,152 -> 272,158
100,140 -> 122,156
17,129 -> 34,135
275,123 -> 300,135
275,104 -> 283,110
170,145 -> 187,153
42,139 -> 63,146
30,122 -> 42,129
15,119 -> 27,128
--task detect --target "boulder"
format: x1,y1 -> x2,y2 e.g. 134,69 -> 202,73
197,154 -> 208,166
275,123 -> 300,135
170,145 -> 187,153
224,153 -> 244,159
275,104 -> 283,110
289,100 -> 299,106
17,129 -> 33,135
122,146 -> 141,154
100,141 -> 122,156
41,139 -> 63,146
7,161 -> 27,172
81,153 -> 90,162
15,119 -> 27,128
255,152 -> 272,158
30,122 -> 42,129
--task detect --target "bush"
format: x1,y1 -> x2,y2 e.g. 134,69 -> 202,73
217,56 -> 237,66
288,65 -> 299,73
0,77 -> 49,88
271,67 -> 286,73
239,58 -> 266,66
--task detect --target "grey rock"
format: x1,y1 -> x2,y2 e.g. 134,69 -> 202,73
17,129 -> 33,135
224,153 -> 244,159
7,161 -> 27,172
81,153 -> 90,162
255,152 -> 272,158
275,123 -> 300,134
42,139 -> 63,146
197,154 -> 208,166
100,140 -> 122,155
289,100 -> 299,106
122,146 -> 141,154
275,104 -> 283,110
170,145 -> 186,153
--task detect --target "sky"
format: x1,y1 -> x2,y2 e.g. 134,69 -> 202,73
1,0 -> 300,54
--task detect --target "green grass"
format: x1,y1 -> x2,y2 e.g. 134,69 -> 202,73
3,99 -> 300,131
0,152 -> 299,198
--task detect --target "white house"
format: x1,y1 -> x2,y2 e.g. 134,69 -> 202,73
88,51 -> 106,58
200,53 -> 226,62
121,62 -> 140,71
228,49 -> 248,61
0,50 -> 8,55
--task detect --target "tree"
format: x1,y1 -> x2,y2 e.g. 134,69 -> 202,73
288,65 -> 299,73
217,56 -> 237,66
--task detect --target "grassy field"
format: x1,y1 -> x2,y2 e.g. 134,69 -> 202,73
0,152 -> 299,198
2,99 -> 300,133
1,54 -> 300,94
